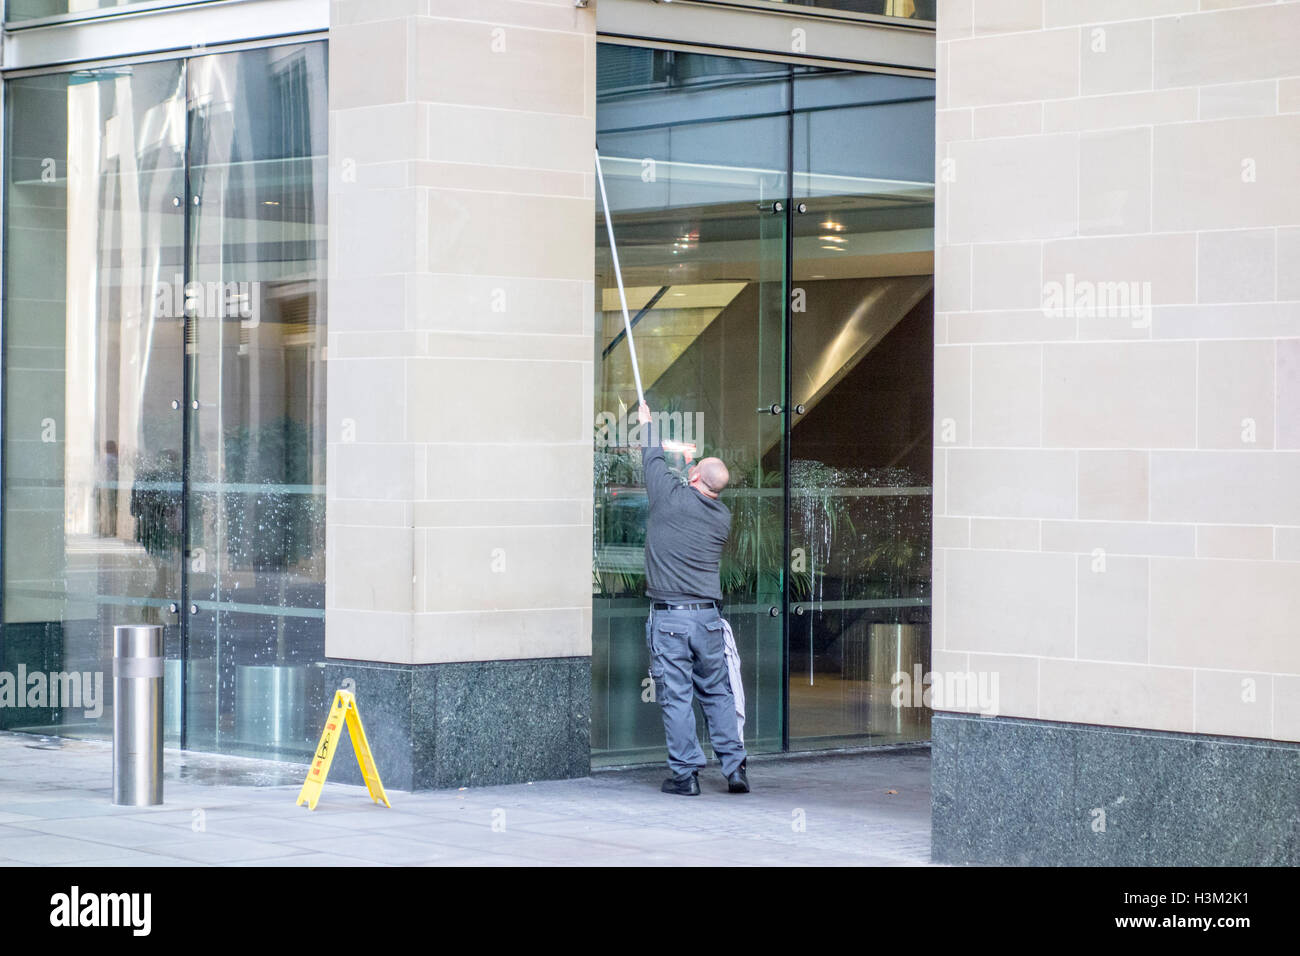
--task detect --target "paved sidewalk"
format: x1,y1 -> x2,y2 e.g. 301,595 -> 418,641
0,732 -> 933,866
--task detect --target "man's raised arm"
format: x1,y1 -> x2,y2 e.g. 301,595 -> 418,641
638,401 -> 679,507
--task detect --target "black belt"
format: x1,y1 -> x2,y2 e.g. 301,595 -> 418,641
652,601 -> 718,611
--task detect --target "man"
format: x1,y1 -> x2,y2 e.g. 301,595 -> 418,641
638,400 -> 749,796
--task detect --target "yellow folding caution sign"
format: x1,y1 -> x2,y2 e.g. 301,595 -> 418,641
296,689 -> 391,810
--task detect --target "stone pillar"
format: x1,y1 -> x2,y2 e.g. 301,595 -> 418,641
325,0 -> 595,789
931,0 -> 1300,864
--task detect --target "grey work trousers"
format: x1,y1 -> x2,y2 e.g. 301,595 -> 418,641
646,604 -> 747,778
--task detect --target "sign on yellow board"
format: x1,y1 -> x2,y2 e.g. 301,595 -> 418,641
296,689 -> 391,811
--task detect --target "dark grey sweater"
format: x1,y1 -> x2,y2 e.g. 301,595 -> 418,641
640,421 -> 731,603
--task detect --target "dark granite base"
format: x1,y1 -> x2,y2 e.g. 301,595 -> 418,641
320,657 -> 590,791
932,712 -> 1300,866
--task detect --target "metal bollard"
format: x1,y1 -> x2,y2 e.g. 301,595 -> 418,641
113,624 -> 164,806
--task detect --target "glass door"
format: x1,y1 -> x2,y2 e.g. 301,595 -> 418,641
591,47 -> 938,762
2,62 -> 188,741
183,43 -> 328,758
592,47 -> 789,764
786,69 -> 936,747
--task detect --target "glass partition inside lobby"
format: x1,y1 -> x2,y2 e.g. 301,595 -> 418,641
0,41 -> 329,759
593,45 -> 935,764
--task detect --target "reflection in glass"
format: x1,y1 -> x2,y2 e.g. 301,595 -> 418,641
183,43 -> 329,759
3,63 -> 187,740
693,0 -> 935,21
5,0 -> 205,23
1,44 -> 328,761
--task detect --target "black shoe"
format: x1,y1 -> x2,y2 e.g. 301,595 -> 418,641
726,759 -> 749,794
661,771 -> 700,796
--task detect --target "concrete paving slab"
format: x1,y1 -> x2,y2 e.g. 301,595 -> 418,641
0,730 -> 933,866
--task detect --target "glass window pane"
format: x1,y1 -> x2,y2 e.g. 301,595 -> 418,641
787,70 -> 936,748
183,42 -> 329,759
2,62 -> 187,741
593,46 -> 788,766
6,0 -> 206,24
1,42 -> 327,763
692,0 -> 935,22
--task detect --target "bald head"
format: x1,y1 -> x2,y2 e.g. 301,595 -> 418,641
692,457 -> 729,496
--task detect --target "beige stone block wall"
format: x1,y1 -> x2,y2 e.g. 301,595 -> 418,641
327,0 -> 596,665
934,0 -> 1300,741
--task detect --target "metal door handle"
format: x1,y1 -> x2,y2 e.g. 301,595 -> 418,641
768,606 -> 780,617
794,604 -> 805,616
794,404 -> 806,415
757,404 -> 783,415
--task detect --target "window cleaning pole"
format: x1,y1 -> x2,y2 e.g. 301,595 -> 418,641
594,148 -> 645,408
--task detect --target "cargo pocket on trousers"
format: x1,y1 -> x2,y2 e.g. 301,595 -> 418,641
652,621 -> 689,705
704,618 -> 725,647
